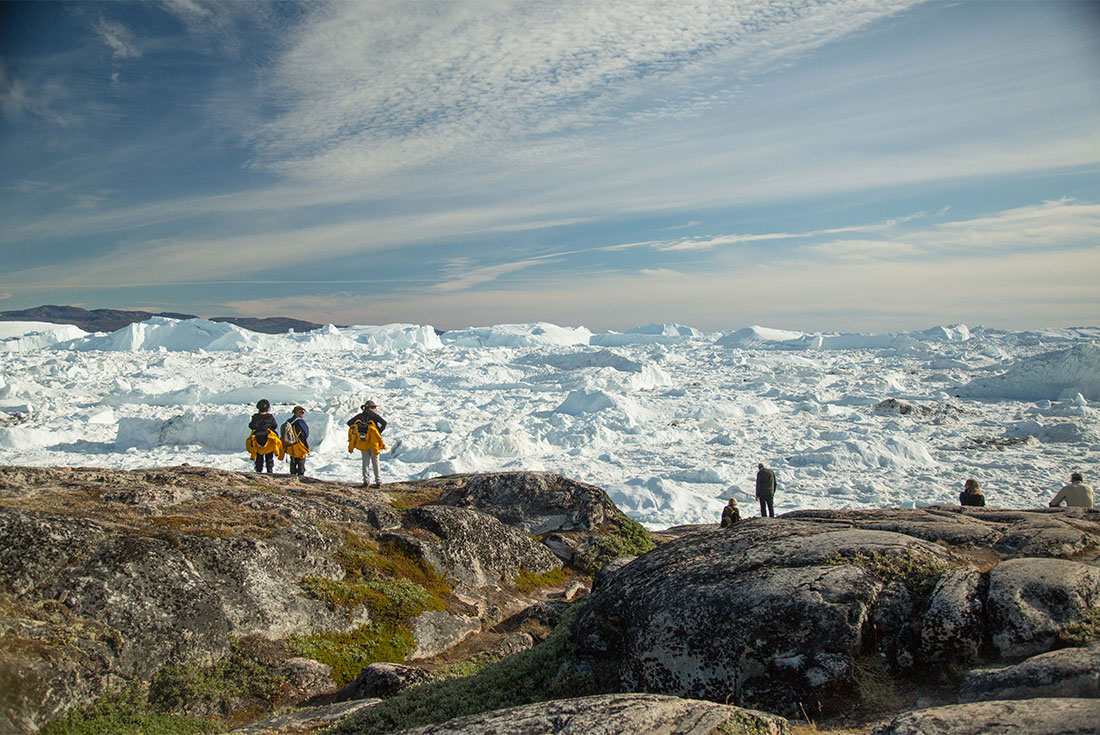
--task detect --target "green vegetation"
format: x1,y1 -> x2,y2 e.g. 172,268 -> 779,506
514,566 -> 567,594
332,607 -> 591,735
288,622 -> 415,685
1059,607 -> 1100,647
827,551 -> 955,598
575,514 -> 656,573
39,684 -> 220,735
148,656 -> 284,715
293,529 -> 451,684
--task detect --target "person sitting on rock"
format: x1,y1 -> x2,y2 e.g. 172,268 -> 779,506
959,478 -> 986,507
720,498 -> 741,527
347,399 -> 387,488
1049,472 -> 1096,509
248,399 -> 279,474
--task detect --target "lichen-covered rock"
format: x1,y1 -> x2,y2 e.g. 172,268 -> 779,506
331,662 -> 433,702
568,521 -> 955,716
959,644 -> 1100,702
280,657 -> 336,700
871,698 -> 1100,735
435,472 -> 621,534
921,567 -> 985,664
390,692 -> 789,735
402,506 -> 561,588
986,558 -> 1100,658
408,611 -> 482,661
228,698 -> 379,734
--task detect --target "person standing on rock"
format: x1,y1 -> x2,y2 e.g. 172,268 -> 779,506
959,478 -> 986,507
348,399 -> 387,488
247,399 -> 279,474
1049,472 -> 1095,509
282,405 -> 310,477
755,463 -> 776,517
720,498 -> 741,527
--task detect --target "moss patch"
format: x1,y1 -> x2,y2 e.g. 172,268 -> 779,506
828,551 -> 955,598
1059,607 -> 1100,647
39,684 -> 220,735
288,623 -> 415,685
514,567 -> 567,594
575,514 -> 656,573
331,607 -> 591,735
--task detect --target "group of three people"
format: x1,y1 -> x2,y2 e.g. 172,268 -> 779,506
247,399 -> 387,486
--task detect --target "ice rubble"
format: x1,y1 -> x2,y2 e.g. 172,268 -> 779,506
0,316 -> 1097,528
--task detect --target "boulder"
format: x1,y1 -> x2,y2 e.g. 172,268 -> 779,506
435,472 -> 621,534
390,693 -> 789,735
986,558 -> 1100,658
227,698 -> 379,734
871,698 -> 1100,735
331,662 -> 433,702
959,644 -> 1100,701
401,506 -> 561,588
280,657 -> 335,700
408,610 -> 482,661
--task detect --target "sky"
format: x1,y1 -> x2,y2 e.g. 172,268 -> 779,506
1,0 -> 1099,333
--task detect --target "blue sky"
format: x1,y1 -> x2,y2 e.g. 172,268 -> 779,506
1,0 -> 1098,332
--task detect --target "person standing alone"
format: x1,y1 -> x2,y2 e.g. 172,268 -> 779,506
348,399 -> 387,488
756,462 -> 777,517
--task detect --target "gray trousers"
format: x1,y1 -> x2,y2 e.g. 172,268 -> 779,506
361,450 -> 380,484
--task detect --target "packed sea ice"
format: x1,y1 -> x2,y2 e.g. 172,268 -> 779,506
1,317 -> 1098,528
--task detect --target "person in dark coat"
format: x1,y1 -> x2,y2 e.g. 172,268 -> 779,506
720,498 -> 741,528
348,399 -> 387,487
249,399 -> 278,474
284,405 -> 310,477
755,463 -> 777,517
959,477 -> 986,507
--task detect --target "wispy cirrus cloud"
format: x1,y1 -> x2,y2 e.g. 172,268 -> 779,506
251,0 -> 925,182
94,18 -> 142,59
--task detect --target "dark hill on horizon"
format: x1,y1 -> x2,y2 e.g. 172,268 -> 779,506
0,304 -> 324,335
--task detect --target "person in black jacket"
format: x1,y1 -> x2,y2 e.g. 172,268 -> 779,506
959,478 -> 986,507
756,463 -> 777,517
348,399 -> 387,487
249,399 -> 278,474
720,498 -> 741,527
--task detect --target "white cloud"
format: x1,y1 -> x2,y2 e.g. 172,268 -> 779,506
94,18 -> 142,59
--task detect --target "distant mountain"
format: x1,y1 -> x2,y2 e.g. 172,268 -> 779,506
0,305 -> 323,335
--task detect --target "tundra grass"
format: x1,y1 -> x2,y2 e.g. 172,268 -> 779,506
574,513 -> 656,573
39,684 -> 220,735
514,566 -> 567,594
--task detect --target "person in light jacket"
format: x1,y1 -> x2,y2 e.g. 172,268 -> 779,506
348,399 -> 387,488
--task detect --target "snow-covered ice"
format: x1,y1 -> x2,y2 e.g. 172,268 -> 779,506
1,317 -> 1098,528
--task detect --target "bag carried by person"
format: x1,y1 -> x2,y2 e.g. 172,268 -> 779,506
281,419 -> 299,445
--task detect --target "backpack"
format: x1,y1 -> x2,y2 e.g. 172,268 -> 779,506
281,419 -> 299,445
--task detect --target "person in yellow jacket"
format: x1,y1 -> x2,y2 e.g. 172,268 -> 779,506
247,399 -> 282,473
281,405 -> 310,477
347,399 -> 386,488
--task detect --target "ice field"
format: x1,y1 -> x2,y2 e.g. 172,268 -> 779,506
1,317 -> 1098,528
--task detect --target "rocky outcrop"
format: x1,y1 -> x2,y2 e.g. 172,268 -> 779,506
871,698 -> 1100,735
330,663 -> 433,702
0,466 -> 594,733
228,699 -> 379,734
959,644 -> 1100,701
566,506 -> 1100,719
389,693 -> 789,735
434,472 -> 621,534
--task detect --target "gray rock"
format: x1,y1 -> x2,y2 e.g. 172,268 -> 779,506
332,662 -> 433,702
494,631 -> 535,657
993,516 -> 1100,559
543,533 -> 577,563
871,698 -> 1100,735
563,581 -> 588,602
960,644 -> 1100,701
228,698 -> 379,734
921,567 -> 984,664
436,472 -> 621,534
391,692 -> 789,735
403,506 -> 561,588
409,610 -> 482,661
986,558 -> 1100,658
280,657 -> 335,700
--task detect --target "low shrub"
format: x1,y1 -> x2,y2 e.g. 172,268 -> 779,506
287,623 -> 415,685
575,514 -> 656,573
514,567 -> 567,594
39,684 -> 219,735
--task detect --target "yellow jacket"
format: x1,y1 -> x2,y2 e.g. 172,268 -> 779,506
247,430 -> 283,460
348,423 -> 386,454
283,440 -> 310,460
